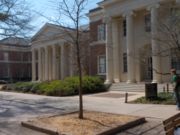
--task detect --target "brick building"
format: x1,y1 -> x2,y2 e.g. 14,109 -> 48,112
0,37 -> 31,82
88,0 -> 180,83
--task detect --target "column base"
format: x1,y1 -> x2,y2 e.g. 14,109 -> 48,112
152,79 -> 162,83
114,78 -> 120,83
105,79 -> 113,84
126,79 -> 136,84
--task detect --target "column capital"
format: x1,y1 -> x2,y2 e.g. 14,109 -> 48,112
147,3 -> 160,11
103,16 -> 112,24
122,10 -> 134,17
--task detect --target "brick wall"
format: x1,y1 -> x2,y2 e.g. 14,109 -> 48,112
90,20 -> 103,42
89,19 -> 106,77
0,50 -> 31,81
90,44 -> 105,76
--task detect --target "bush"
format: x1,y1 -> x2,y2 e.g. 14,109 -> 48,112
10,76 -> 106,96
130,92 -> 176,105
14,82 -> 34,92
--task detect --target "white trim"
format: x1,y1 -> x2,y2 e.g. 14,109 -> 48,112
90,40 -> 106,46
97,55 -> 106,75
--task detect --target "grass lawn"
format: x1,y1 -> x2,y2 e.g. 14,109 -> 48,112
130,92 -> 176,105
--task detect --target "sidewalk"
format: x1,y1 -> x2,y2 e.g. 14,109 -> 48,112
0,91 -> 179,135
81,91 -> 179,135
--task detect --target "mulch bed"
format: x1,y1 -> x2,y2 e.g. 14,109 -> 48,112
22,111 -> 145,135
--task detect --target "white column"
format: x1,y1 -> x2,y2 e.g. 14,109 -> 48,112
42,49 -> 45,81
61,45 -> 65,80
38,48 -> 42,81
44,46 -> 49,81
150,4 -> 162,83
112,19 -> 120,83
69,45 -> 74,77
48,47 -> 52,81
32,49 -> 36,81
125,11 -> 136,83
105,17 -> 114,84
52,45 -> 57,80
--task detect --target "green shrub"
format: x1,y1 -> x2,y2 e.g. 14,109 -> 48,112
14,82 -> 34,92
130,92 -> 176,105
12,76 -> 106,96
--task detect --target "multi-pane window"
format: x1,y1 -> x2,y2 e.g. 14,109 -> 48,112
97,24 -> 106,41
123,53 -> 127,73
98,55 -> 106,74
145,14 -> 151,32
123,20 -> 126,37
4,52 -> 8,61
171,7 -> 180,15
171,57 -> 180,71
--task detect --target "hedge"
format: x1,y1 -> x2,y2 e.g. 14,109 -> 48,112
6,76 -> 106,96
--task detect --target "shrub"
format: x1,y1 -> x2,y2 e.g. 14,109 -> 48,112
11,76 -> 106,96
130,92 -> 176,105
14,82 -> 34,92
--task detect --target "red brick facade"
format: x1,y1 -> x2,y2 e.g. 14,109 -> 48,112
0,37 -> 31,82
0,50 -> 31,82
89,19 -> 106,78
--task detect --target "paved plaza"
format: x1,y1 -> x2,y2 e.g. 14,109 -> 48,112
0,91 -> 178,135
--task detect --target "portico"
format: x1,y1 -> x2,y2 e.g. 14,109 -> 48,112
98,0 -> 178,83
31,23 -> 74,81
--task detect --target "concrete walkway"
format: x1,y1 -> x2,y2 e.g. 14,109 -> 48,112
0,91 -> 179,135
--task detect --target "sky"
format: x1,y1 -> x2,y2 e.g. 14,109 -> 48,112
27,0 -> 102,36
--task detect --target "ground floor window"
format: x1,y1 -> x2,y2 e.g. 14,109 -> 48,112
98,55 -> 106,75
123,53 -> 127,73
171,57 -> 180,72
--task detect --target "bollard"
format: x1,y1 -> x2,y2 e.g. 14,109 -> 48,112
125,92 -> 128,103
167,83 -> 169,93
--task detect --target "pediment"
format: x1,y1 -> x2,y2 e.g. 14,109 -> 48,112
32,23 -> 64,42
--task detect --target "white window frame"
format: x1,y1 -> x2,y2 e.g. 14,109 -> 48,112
4,52 -> 9,62
123,20 -> 126,37
145,13 -> 151,32
171,57 -> 180,74
97,55 -> 106,75
97,24 -> 106,41
123,53 -> 127,73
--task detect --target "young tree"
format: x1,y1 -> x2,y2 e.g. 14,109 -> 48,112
51,0 -> 88,119
0,0 -> 32,38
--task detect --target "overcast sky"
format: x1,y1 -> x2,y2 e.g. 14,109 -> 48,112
28,0 -> 102,36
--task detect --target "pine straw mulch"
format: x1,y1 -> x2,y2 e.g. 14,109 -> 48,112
27,111 -> 144,135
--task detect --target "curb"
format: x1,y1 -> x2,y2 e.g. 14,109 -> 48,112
21,122 -> 59,135
22,117 -> 146,135
97,117 -> 146,135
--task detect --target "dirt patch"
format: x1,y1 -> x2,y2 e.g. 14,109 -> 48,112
25,111 -> 145,135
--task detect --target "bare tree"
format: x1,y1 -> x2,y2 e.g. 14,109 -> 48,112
136,4 -> 180,76
49,0 -> 89,119
0,0 -> 33,38
156,4 -> 180,58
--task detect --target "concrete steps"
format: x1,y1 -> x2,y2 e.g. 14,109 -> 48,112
109,83 -> 173,92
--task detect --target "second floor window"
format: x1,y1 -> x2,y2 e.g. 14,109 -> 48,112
97,24 -> 106,41
123,20 -> 126,36
145,14 -> 151,32
4,52 -> 8,61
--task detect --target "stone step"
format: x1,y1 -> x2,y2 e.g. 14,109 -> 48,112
109,83 -> 173,92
